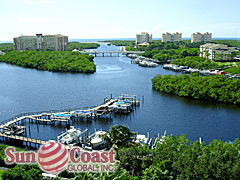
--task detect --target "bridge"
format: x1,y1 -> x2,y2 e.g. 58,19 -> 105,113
79,51 -> 145,57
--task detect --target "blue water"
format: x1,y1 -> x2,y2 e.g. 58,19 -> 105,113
0,43 -> 240,144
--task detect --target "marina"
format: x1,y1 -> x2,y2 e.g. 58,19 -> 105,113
129,54 -> 159,67
0,95 -> 140,148
163,64 -> 240,78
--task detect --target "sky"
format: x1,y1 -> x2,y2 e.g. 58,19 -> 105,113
0,0 -> 240,41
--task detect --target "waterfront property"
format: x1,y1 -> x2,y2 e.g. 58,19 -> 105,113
200,43 -> 234,60
191,32 -> 212,43
13,34 -> 68,51
136,32 -> 152,44
162,32 -> 182,42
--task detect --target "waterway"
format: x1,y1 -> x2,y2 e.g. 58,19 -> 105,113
0,43 -> 240,144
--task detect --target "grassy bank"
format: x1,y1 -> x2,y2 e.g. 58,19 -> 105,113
67,42 -> 100,51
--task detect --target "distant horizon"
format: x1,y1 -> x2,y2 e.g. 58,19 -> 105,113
1,37 -> 240,44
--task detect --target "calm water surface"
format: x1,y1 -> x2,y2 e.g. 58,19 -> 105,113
0,43 -> 239,144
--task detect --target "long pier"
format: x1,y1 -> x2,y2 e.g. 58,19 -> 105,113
0,95 -> 139,148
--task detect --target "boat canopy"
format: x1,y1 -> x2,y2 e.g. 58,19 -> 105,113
74,110 -> 89,114
53,114 -> 70,117
116,102 -> 125,104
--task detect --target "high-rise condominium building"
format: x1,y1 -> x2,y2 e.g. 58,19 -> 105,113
136,32 -> 152,44
13,34 -> 68,51
191,32 -> 212,43
162,32 -> 182,42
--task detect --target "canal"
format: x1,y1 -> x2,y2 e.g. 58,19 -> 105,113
0,43 -> 239,144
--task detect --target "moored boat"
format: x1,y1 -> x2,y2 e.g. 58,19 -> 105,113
58,126 -> 81,145
90,131 -> 107,149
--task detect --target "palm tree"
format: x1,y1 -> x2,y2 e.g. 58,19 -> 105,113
104,124 -> 136,159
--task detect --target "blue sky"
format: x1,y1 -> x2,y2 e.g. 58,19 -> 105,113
1,0 -> 240,41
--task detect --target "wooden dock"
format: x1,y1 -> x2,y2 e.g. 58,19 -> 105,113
0,95 -> 140,148
0,132 -> 47,145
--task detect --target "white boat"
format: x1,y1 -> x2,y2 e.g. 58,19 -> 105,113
148,61 -> 158,67
139,60 -> 148,67
132,58 -> 142,64
209,70 -> 219,75
90,131 -> 107,148
71,110 -> 92,118
135,133 -> 149,146
111,101 -> 132,113
58,126 -> 81,145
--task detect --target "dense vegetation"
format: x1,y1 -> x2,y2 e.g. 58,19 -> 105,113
67,42 -> 100,51
151,48 -> 199,61
0,51 -> 96,73
125,41 -> 204,59
152,73 -> 240,104
2,165 -> 43,180
223,63 -> 240,74
0,43 -> 13,52
1,124 -> 240,180
171,56 -> 219,69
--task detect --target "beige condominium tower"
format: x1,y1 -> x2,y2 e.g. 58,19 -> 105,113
191,32 -> 212,43
13,34 -> 68,51
162,32 -> 182,42
136,32 -> 152,44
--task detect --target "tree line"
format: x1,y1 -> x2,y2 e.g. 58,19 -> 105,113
171,56 -> 219,69
126,41 -> 203,59
67,42 -> 100,51
0,43 -> 13,52
0,51 -> 96,73
152,73 -> 240,104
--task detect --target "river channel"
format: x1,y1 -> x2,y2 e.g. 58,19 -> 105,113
0,43 -> 239,143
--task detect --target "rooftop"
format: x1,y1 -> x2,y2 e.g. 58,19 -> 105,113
200,43 -> 234,50
14,34 -> 67,38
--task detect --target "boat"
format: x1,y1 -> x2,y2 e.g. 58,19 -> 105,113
57,126 -> 81,145
90,131 -> 107,149
139,60 -> 148,67
148,61 -> 158,67
3,124 -> 25,135
131,58 -> 142,64
112,101 -> 132,113
71,110 -> 92,118
51,113 -> 70,120
135,133 -> 149,146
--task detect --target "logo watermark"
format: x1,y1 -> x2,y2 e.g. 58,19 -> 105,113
5,141 -> 116,174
